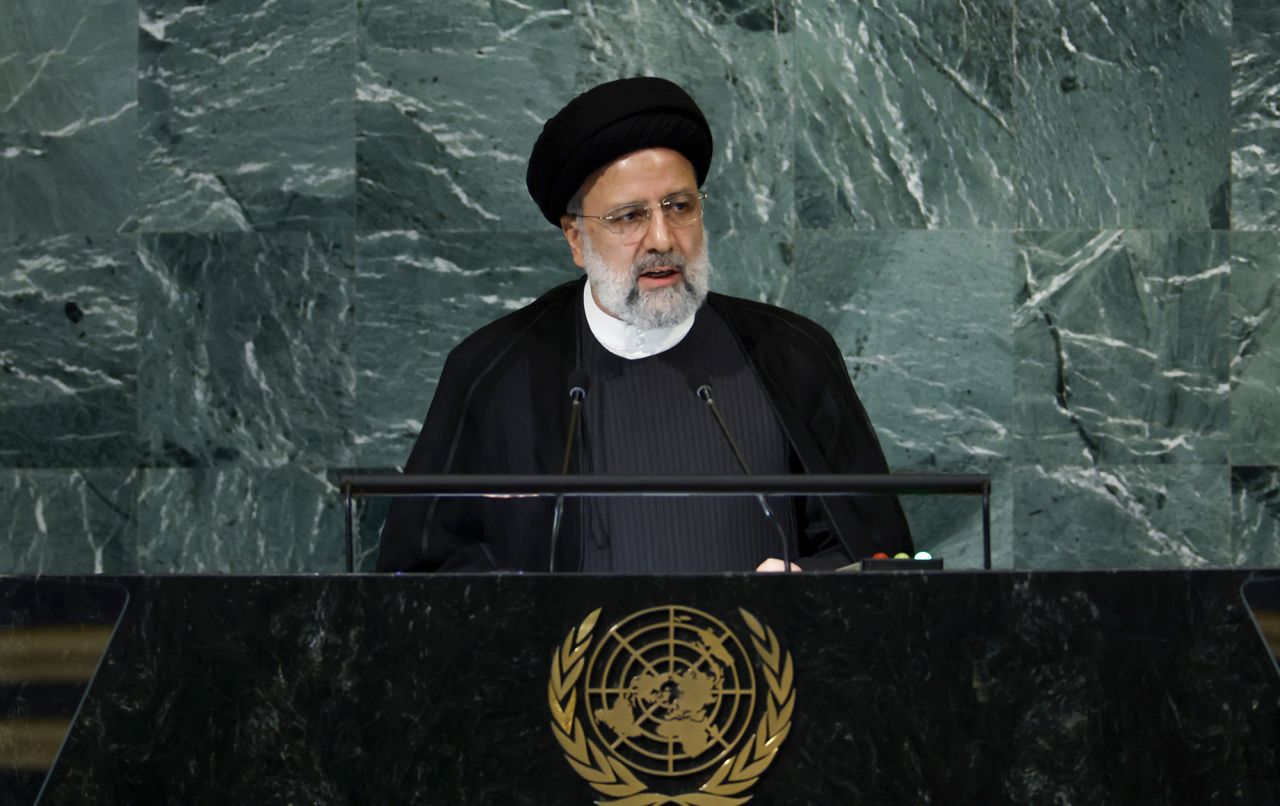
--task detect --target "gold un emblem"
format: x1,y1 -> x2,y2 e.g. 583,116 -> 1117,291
548,605 -> 795,805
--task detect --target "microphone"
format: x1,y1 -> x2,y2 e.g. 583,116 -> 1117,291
550,370 -> 590,571
688,372 -> 794,573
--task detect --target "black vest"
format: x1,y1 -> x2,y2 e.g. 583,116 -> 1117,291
578,303 -> 795,572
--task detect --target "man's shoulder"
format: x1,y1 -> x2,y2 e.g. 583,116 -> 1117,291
707,292 -> 838,352
448,278 -> 582,362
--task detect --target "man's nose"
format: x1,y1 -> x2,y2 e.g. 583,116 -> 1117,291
640,206 -> 674,252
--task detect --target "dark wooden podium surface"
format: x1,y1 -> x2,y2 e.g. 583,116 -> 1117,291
5,571 -> 1278,805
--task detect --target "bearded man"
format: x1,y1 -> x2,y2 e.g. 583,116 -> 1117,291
377,77 -> 912,573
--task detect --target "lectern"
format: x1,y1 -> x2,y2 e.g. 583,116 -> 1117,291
6,571 -> 1279,804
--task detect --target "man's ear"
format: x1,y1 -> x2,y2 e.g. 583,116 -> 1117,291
560,215 -> 586,269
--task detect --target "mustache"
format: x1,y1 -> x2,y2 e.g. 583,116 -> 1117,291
632,251 -> 688,278
625,252 -> 693,307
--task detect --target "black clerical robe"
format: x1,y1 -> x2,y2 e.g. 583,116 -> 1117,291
376,277 -> 912,572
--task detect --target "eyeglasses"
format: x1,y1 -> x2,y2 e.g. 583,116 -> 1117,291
576,191 -> 708,241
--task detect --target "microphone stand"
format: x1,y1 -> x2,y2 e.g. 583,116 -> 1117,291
694,383 -> 794,573
549,379 -> 587,571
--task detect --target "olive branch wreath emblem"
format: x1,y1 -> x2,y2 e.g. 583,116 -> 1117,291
548,607 -> 795,805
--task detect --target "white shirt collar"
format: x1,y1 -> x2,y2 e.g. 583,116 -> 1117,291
582,280 -> 696,360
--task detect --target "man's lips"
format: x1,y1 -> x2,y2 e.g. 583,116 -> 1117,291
637,266 -> 683,286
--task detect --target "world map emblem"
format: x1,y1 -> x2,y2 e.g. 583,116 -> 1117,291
548,605 -> 795,805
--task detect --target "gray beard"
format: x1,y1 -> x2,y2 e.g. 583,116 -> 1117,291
582,234 -> 712,330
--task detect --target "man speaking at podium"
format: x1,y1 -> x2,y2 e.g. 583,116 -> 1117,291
377,77 -> 911,574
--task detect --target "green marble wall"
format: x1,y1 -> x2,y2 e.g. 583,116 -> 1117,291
2,0 -> 1277,573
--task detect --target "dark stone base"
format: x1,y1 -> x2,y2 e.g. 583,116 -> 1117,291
13,571 -> 1279,804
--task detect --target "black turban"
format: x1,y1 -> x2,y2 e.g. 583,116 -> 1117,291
526,77 -> 713,226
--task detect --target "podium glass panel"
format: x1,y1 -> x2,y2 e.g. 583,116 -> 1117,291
1243,574 -> 1280,681
342,473 -> 991,572
0,579 -> 128,806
